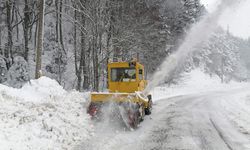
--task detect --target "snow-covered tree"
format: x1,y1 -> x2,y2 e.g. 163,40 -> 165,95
0,0 -> 207,90
190,28 -> 247,82
6,56 -> 29,88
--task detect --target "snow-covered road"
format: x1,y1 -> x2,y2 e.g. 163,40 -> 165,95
1,72 -> 250,150
78,87 -> 250,150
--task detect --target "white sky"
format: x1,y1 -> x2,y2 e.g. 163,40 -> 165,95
200,0 -> 250,39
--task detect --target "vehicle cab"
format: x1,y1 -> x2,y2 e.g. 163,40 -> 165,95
108,61 -> 147,93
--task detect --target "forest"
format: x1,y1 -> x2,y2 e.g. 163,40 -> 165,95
0,0 -> 249,91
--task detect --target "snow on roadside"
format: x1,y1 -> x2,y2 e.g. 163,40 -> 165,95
152,69 -> 249,101
0,77 -> 92,150
220,92 -> 250,137
151,69 -> 250,143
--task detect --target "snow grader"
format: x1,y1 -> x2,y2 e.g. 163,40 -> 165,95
87,61 -> 152,128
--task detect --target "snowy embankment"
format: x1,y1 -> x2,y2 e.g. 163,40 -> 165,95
0,77 -> 92,150
152,69 -> 249,101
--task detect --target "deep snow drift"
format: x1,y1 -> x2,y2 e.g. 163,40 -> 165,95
0,77 -> 92,150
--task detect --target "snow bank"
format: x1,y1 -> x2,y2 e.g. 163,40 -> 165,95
0,77 -> 92,150
152,69 -> 248,101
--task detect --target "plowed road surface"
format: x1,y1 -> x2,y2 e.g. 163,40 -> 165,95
78,87 -> 250,150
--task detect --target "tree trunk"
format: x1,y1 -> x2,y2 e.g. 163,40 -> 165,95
55,0 -> 59,42
0,4 -> 2,55
59,0 -> 66,54
14,3 -> 19,41
23,0 -> 30,61
76,25 -> 85,90
81,10 -> 89,90
0,25 -> 2,55
73,1 -> 79,90
105,32 -> 111,89
92,35 -> 99,92
6,0 -> 13,69
35,0 -> 45,79
110,0 -> 120,61
81,0 -> 89,90
76,0 -> 89,91
92,6 -> 99,92
105,1 -> 112,89
34,18 -> 38,62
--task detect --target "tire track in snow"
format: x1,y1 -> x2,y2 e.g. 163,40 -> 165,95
78,88 -> 250,150
209,118 -> 233,150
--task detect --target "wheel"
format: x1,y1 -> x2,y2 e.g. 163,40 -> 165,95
139,105 -> 145,122
128,109 -> 140,129
145,95 -> 152,115
145,106 -> 151,115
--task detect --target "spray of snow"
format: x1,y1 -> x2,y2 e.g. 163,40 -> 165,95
145,0 -> 244,93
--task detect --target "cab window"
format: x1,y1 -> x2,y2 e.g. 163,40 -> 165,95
111,68 -> 136,82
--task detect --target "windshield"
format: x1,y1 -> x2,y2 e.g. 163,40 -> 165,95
111,68 -> 136,82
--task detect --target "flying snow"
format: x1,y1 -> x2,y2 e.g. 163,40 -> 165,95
145,0 -> 245,93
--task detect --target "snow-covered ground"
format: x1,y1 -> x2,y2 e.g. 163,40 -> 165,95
0,77 -> 92,150
77,69 -> 250,150
1,70 -> 250,150
152,69 -> 249,101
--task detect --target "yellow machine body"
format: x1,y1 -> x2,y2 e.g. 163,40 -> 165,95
90,61 -> 150,108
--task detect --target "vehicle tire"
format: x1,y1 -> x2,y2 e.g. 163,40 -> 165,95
145,107 -> 151,115
145,98 -> 152,115
128,110 -> 139,129
139,106 -> 145,122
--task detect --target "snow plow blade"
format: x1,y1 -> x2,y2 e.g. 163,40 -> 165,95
87,92 -> 152,129
91,93 -> 148,105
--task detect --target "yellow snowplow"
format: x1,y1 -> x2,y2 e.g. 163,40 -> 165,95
87,61 -> 152,128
